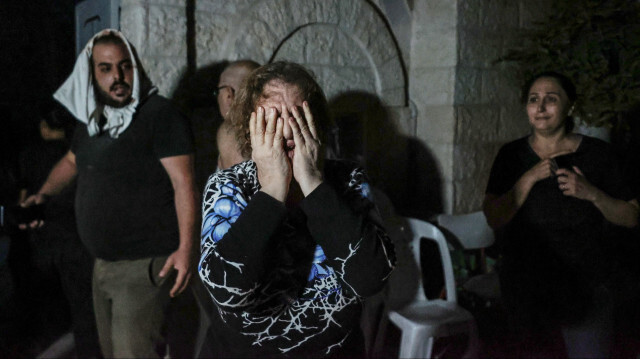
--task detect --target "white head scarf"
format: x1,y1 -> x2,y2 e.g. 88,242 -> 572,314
53,29 -> 157,138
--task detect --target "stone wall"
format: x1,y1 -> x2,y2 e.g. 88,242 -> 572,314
452,0 -> 555,212
118,0 -> 555,214
120,0 -> 189,96
119,0 -> 405,110
197,0 -> 405,109
410,0 -> 458,213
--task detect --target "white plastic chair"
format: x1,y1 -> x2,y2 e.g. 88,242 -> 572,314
435,211 -> 499,299
435,211 -> 494,251
387,217 -> 479,359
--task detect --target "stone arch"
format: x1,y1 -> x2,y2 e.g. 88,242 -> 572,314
218,0 -> 405,106
269,23 -> 376,101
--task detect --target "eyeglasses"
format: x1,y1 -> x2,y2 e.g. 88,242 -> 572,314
214,85 -> 235,97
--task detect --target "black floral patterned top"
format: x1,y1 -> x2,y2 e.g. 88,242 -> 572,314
199,159 -> 395,358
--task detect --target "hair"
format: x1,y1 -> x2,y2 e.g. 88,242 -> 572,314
37,102 -> 75,136
522,71 -> 577,133
42,108 -> 72,130
228,61 -> 331,158
93,31 -> 125,47
225,59 -> 260,73
90,32 -> 125,70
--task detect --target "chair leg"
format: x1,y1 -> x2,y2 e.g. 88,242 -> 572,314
462,320 -> 480,359
399,328 -> 432,359
422,336 -> 434,359
371,312 -> 388,358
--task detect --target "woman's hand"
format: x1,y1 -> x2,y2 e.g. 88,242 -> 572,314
556,166 -> 639,227
556,166 -> 597,201
250,106 -> 291,202
287,101 -> 323,196
519,158 -> 557,188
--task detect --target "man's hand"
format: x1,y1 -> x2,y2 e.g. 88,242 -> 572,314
159,246 -> 193,297
288,101 -> 323,196
251,106 -> 291,202
18,193 -> 48,229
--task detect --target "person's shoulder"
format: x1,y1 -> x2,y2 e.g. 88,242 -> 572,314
206,160 -> 257,190
137,94 -> 191,138
578,134 -> 610,148
203,160 -> 258,206
493,136 -> 529,159
138,94 -> 182,116
141,93 -> 170,106
577,134 -> 617,158
500,136 -> 529,151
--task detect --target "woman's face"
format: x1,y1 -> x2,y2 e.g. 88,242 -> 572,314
255,80 -> 305,159
526,77 -> 572,135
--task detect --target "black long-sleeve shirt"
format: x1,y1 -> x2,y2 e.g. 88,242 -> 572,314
199,160 -> 395,357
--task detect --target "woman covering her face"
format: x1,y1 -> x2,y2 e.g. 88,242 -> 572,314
483,72 -> 639,358
198,61 -> 395,358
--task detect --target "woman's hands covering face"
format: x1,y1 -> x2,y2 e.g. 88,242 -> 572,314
250,101 -> 323,202
288,101 -> 323,196
250,106 -> 291,202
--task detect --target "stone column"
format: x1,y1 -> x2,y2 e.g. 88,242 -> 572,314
409,0 -> 458,214
452,0 -> 555,213
120,0 -> 188,96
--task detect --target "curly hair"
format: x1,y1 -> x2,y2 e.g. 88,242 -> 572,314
228,61 -> 331,158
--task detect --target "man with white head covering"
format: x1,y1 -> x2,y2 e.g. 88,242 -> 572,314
21,29 -> 198,358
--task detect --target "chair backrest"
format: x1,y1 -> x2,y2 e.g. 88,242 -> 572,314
404,217 -> 458,303
435,211 -> 494,250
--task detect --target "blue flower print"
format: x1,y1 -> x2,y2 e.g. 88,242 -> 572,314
201,210 -> 232,243
201,211 -> 218,242
308,245 -> 334,281
220,183 -> 247,207
313,245 -> 327,263
215,197 -> 242,218
202,188 -> 244,243
212,220 -> 231,243
211,197 -> 242,242
360,183 -> 372,200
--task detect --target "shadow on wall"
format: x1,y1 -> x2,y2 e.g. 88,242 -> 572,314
329,91 -> 444,221
171,61 -> 229,193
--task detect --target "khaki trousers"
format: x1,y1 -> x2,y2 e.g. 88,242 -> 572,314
93,256 -> 173,358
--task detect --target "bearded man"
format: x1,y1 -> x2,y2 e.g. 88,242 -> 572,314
21,29 -> 198,358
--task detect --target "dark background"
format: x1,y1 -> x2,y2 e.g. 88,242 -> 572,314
0,0 -> 78,170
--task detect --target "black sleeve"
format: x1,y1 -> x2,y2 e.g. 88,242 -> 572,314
214,192 -> 287,280
299,171 -> 396,298
198,171 -> 287,312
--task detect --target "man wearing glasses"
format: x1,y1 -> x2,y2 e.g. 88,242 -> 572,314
215,60 -> 260,121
